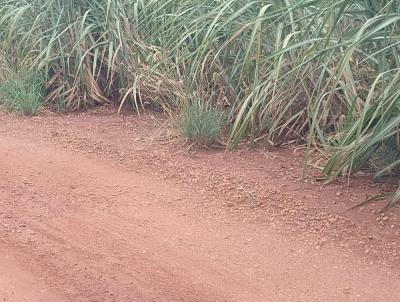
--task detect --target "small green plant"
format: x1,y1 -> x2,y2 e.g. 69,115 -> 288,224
0,71 -> 44,116
180,102 -> 223,147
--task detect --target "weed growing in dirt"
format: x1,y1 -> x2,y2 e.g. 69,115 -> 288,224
180,102 -> 223,147
0,71 -> 44,116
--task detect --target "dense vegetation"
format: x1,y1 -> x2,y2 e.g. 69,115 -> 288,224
0,0 -> 399,208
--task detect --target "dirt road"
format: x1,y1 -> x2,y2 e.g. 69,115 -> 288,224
0,111 -> 399,301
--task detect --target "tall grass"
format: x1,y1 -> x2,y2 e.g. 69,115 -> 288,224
0,0 -> 186,111
1,0 -> 399,207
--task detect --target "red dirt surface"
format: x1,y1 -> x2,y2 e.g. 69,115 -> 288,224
0,108 -> 399,302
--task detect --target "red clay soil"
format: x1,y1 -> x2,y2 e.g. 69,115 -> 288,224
0,108 -> 399,302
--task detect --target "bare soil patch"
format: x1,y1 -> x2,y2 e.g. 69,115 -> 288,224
0,109 -> 399,301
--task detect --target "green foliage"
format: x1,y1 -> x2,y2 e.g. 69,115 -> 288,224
133,0 -> 400,208
0,71 -> 44,116
1,0 -> 400,207
180,102 -> 223,147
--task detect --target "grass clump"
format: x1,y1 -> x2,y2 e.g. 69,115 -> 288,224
0,71 -> 44,116
180,102 -> 223,147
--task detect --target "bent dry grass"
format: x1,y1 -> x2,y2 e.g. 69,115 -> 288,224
0,0 -> 399,208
